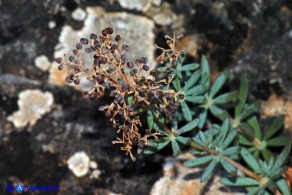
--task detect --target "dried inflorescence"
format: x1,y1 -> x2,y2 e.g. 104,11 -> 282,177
56,27 -> 180,160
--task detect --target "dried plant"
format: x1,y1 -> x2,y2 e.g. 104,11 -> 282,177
57,28 -> 291,194
56,28 -> 180,160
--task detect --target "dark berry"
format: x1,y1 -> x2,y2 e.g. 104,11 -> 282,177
142,65 -> 149,71
130,70 -> 135,76
172,59 -> 177,66
85,48 -> 91,53
121,44 -> 129,51
101,57 -> 107,64
115,35 -> 121,42
83,91 -> 89,98
74,67 -> 81,73
55,57 -> 62,64
105,110 -> 112,117
58,65 -> 64,70
121,54 -> 127,64
179,94 -> 184,99
150,69 -> 157,76
74,79 -> 80,85
107,27 -> 113,34
89,93 -> 96,100
80,38 -> 89,44
127,62 -> 134,68
94,40 -> 100,48
90,47 -> 95,52
76,44 -> 82,50
73,49 -> 79,55
69,56 -> 74,62
90,33 -> 97,40
65,76 -> 73,83
102,29 -> 107,36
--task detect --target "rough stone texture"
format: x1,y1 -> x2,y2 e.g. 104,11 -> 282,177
261,94 -> 292,132
150,155 -> 243,195
230,30 -> 292,101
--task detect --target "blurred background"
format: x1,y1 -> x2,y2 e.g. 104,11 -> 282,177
0,0 -> 292,194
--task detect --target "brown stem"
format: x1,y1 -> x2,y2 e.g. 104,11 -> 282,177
188,140 -> 262,182
236,127 -> 262,147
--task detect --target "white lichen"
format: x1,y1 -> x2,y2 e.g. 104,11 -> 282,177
7,89 -> 54,128
72,8 -> 87,21
67,151 -> 90,177
48,21 -> 56,29
117,0 -> 151,12
89,169 -> 101,179
34,55 -> 51,71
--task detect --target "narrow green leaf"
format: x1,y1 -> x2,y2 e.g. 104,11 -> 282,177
220,177 -> 259,186
209,71 -> 229,98
220,158 -> 236,174
178,118 -> 200,133
247,187 -> 265,195
144,139 -> 170,154
239,135 -> 253,146
171,140 -> 180,156
239,101 -> 261,121
180,63 -> 199,71
221,130 -> 237,150
239,123 -> 256,145
147,111 -> 154,130
221,146 -> 241,156
264,116 -> 284,140
185,85 -> 207,96
181,101 -> 192,122
198,109 -> 208,129
240,148 -> 261,171
267,136 -> 289,146
184,70 -> 201,91
157,67 -> 167,72
218,118 -> 230,146
247,116 -> 262,140
184,155 -> 214,168
262,148 -> 273,162
185,95 -> 205,104
235,76 -> 249,117
176,136 -> 191,144
177,51 -> 186,69
127,96 -> 134,105
193,136 -> 206,146
272,142 -> 291,170
276,178 -> 292,195
175,70 -> 183,79
269,167 -> 287,179
209,105 -> 227,121
200,55 -> 210,88
200,159 -> 217,182
253,150 -> 260,159
213,91 -> 238,104
199,131 -> 207,144
172,77 -> 181,91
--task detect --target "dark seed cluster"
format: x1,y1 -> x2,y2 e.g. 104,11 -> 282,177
56,27 -> 180,161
